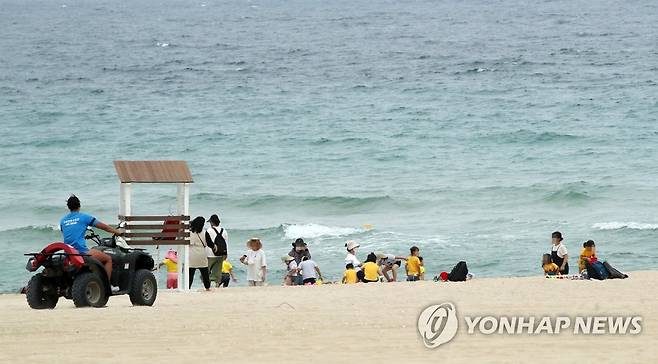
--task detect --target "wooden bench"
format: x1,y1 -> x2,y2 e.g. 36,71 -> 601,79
118,215 -> 190,245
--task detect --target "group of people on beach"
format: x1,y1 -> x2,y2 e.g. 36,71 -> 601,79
163,214 -> 431,290
543,230 -> 619,278
56,196 -> 622,291
281,239 -> 426,285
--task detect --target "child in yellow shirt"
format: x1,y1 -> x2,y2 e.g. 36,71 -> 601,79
342,263 -> 359,284
406,246 -> 422,281
542,253 -> 559,276
579,240 -> 597,273
159,249 -> 178,289
362,253 -> 382,283
219,259 -> 237,287
419,256 -> 426,281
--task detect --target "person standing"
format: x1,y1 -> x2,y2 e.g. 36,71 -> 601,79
188,216 -> 211,290
405,246 -> 422,281
205,214 -> 228,288
551,231 -> 569,274
240,238 -> 267,286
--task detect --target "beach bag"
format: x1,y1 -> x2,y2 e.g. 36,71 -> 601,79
448,261 -> 468,282
205,227 -> 227,256
586,260 -> 609,280
603,262 -> 628,279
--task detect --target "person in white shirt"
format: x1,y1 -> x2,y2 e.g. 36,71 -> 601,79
298,256 -> 323,285
344,241 -> 364,282
551,231 -> 569,274
240,238 -> 267,286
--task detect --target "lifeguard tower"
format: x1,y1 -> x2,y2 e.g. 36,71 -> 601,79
113,160 -> 192,290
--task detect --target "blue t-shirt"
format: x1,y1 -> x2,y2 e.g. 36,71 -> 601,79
59,211 -> 98,253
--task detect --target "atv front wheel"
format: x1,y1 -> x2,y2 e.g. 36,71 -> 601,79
26,274 -> 58,309
72,272 -> 108,308
129,269 -> 157,306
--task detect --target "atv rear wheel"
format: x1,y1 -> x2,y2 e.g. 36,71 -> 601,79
72,272 -> 108,308
26,274 -> 58,309
129,269 -> 157,306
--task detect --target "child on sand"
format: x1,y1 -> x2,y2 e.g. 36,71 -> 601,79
362,253 -> 382,283
419,256 -> 426,281
282,255 -> 298,286
159,249 -> 178,289
405,246 -> 422,281
298,256 -> 323,285
342,263 -> 359,284
240,238 -> 267,286
579,240 -> 597,273
542,253 -> 559,276
219,259 -> 237,288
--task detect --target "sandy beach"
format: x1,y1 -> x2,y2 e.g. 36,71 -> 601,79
1,272 -> 656,363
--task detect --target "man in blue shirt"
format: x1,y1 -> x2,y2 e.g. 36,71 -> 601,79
60,195 -> 124,280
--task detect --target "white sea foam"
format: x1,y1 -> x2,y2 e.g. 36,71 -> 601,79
592,222 -> 658,231
283,223 -> 361,239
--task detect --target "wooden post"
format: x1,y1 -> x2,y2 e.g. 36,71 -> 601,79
177,183 -> 190,291
119,183 -> 132,216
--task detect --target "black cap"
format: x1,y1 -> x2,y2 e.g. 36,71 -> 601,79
208,214 -> 220,226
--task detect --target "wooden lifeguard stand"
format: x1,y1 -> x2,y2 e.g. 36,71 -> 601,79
113,160 -> 193,290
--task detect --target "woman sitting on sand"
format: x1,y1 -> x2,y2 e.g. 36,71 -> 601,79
345,241 -> 364,282
551,231 -> 569,274
362,253 -> 382,283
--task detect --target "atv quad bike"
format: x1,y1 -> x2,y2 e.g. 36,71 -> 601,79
25,229 -> 157,309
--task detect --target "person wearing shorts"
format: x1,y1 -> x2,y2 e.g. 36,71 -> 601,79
375,252 -> 407,282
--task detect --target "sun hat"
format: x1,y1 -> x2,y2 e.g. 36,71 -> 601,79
374,252 -> 387,259
292,238 -> 307,247
281,255 -> 295,263
345,241 -> 360,251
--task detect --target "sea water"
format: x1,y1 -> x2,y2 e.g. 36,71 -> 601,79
1,0 -> 657,292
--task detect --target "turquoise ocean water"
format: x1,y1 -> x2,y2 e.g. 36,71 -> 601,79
1,0 -> 657,292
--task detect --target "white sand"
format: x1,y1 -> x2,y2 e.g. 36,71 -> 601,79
1,272 -> 656,363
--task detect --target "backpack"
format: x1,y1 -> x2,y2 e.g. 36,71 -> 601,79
603,261 -> 628,279
205,227 -> 227,256
448,261 -> 468,282
586,260 -> 609,280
